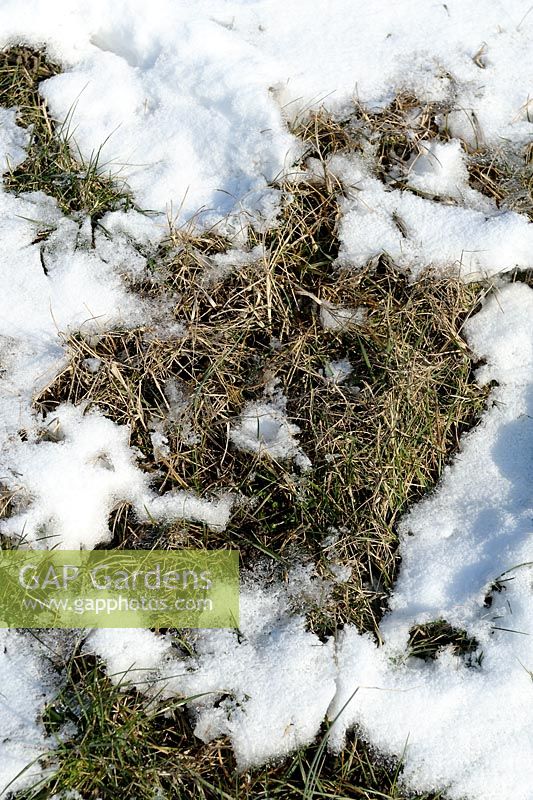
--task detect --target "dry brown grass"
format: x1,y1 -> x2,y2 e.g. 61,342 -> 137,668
5,74 -> 505,799
295,95 -> 449,189
35,170 -> 488,635
295,95 -> 533,219
467,145 -> 533,218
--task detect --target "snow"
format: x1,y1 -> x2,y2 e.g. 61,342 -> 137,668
329,152 -> 533,279
86,628 -> 170,682
240,1 -> 533,150
319,302 -> 366,332
173,576 -> 335,768
139,489 -> 233,533
406,139 -> 470,199
323,357 -> 353,385
88,565 -> 336,769
0,121 -> 232,554
0,630 -> 59,796
40,26 -> 296,225
1,404 -> 234,548
0,75 -> 156,795
0,187 -> 145,451
1,0 -> 533,797
230,396 -> 311,470
0,108 -> 29,172
0,0 -> 531,227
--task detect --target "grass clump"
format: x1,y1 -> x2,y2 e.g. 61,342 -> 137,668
294,95 -> 448,190
36,168 -> 488,635
408,620 -> 480,664
350,94 -> 446,185
0,46 -> 133,218
20,651 -> 225,800
467,145 -> 533,219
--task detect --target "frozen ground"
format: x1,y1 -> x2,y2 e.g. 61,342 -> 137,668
0,1 -> 533,797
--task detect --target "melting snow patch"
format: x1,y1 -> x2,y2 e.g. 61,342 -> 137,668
0,188 -> 145,450
0,107 -> 30,173
319,302 -> 366,332
0,404 -> 234,548
406,139 -> 470,200
328,152 -> 533,280
140,490 -> 233,533
0,630 -> 59,796
1,404 -> 148,549
230,399 -> 311,470
89,565 -> 336,769
323,358 -> 353,384
0,0 -> 532,227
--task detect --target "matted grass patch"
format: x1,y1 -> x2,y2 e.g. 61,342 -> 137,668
35,170 -> 489,635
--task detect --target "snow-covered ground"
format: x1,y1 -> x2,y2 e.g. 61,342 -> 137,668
1,1 -> 533,797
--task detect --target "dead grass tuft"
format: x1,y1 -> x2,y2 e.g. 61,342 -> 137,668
467,145 -> 533,218
408,620 -> 481,665
294,95 -> 449,191
352,94 -> 447,184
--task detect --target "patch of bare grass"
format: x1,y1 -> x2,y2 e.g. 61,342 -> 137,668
35,171 -> 488,634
